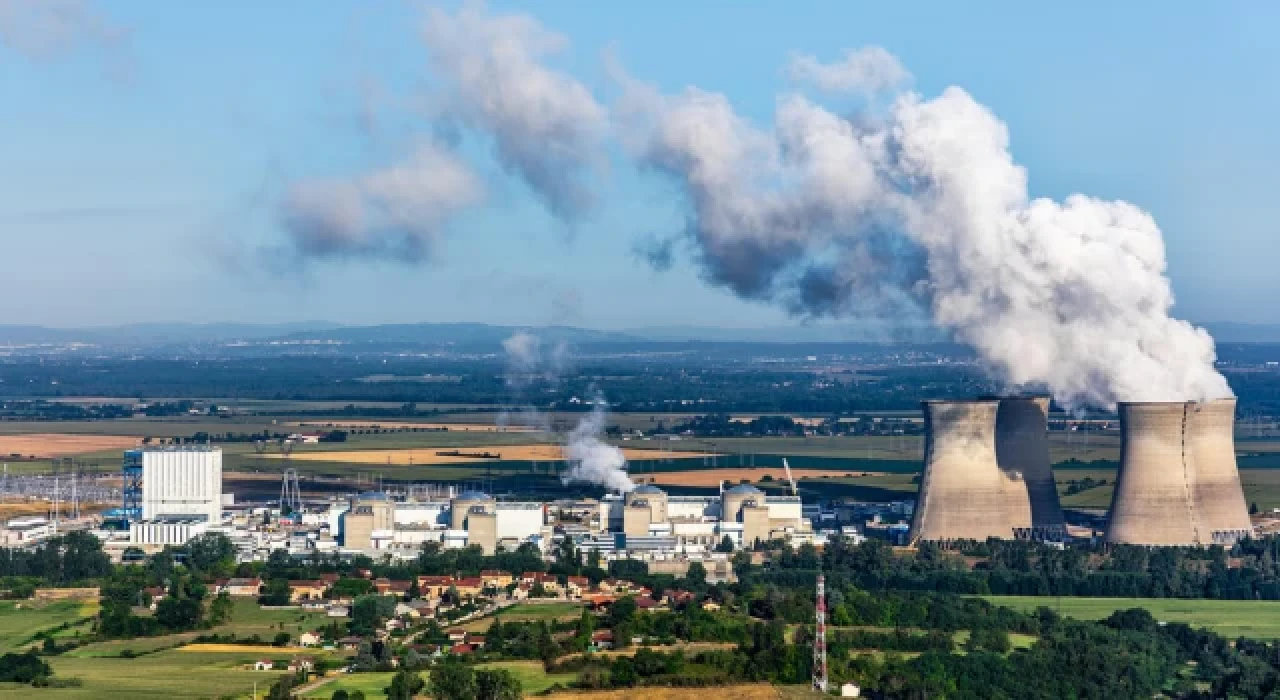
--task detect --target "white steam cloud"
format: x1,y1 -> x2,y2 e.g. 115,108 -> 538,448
280,143 -> 481,262
786,46 -> 910,95
617,53 -> 1230,410
562,401 -> 633,493
501,331 -> 570,390
422,1 -> 607,219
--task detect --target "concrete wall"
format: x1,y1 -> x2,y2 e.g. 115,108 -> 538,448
623,504 -> 651,537
742,505 -> 771,546
910,400 -> 1013,542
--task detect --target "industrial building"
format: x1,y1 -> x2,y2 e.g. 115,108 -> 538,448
595,481 -> 811,551
1106,399 -> 1252,546
121,446 -> 227,546
340,490 -> 547,556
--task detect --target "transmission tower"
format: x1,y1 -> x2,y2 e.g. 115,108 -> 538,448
280,468 -> 302,514
812,573 -> 829,693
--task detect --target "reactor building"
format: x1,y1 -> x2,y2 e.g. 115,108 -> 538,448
1105,398 -> 1252,546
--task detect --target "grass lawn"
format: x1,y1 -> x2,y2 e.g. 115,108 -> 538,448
477,661 -> 577,694
6,648 -> 300,699
301,672 -> 394,699
0,600 -> 97,653
461,602 -> 585,633
981,595 -> 1280,639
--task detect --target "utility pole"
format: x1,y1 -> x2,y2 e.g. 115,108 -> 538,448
813,573 -> 829,693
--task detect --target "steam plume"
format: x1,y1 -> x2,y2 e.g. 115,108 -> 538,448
618,53 -> 1230,410
422,1 -> 607,219
562,401 -> 633,493
280,143 -> 481,262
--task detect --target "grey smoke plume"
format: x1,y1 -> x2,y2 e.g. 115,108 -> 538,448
562,401 -> 633,493
617,52 -> 1230,410
280,143 -> 481,262
422,1 -> 607,219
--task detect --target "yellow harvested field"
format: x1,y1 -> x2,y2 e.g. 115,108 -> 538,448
178,643 -> 292,653
272,445 -> 715,465
548,684 -> 785,699
0,434 -> 140,458
648,467 -> 869,487
289,420 -> 540,432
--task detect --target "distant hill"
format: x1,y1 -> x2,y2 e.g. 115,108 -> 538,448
278,323 -> 638,347
1200,322 -> 1280,343
0,321 -> 341,345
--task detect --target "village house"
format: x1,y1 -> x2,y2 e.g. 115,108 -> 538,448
287,658 -> 315,673
225,578 -> 263,597
590,629 -> 614,651
288,580 -> 329,602
416,575 -> 455,599
253,660 -> 274,671
298,632 -> 322,647
565,576 -> 591,597
453,577 -> 485,598
480,570 -> 513,587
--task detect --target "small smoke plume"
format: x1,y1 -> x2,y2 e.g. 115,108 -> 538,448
617,51 -> 1231,410
562,401 -> 633,493
279,143 -> 481,262
501,331 -> 570,390
422,1 -> 607,219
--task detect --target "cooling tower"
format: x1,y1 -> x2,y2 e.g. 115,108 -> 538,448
1186,398 -> 1252,544
1105,402 -> 1200,546
910,399 -> 1013,542
995,397 -> 1065,538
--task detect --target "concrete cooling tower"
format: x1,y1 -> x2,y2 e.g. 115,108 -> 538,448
910,399 -> 1014,543
1106,402 -> 1200,546
1106,400 -> 1253,546
995,397 -> 1066,538
1185,398 -> 1252,544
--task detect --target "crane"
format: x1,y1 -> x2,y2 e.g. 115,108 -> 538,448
782,458 -> 798,496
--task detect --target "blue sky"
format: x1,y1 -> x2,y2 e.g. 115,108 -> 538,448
1,1 -> 1276,330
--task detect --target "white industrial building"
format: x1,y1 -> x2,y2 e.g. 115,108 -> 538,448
139,446 -> 224,524
129,518 -> 210,546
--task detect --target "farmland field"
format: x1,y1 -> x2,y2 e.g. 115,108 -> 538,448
460,602 -> 585,632
269,445 -> 715,466
0,600 -> 96,653
650,467 -> 882,488
980,596 -> 1280,639
0,434 -> 141,459
3,648 -> 298,699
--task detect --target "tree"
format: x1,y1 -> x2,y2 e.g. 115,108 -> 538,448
209,591 -> 233,625
331,691 -> 349,700
0,652 -> 51,683
716,535 -> 735,553
406,579 -> 421,601
186,533 -> 235,575
428,661 -> 476,700
475,668 -> 522,700
259,577 -> 292,606
685,562 -> 707,589
385,669 -> 425,700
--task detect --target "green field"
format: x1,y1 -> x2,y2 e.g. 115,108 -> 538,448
461,602 -> 585,632
300,662 -> 576,699
0,600 -> 97,653
3,649 -> 297,699
981,596 -> 1280,639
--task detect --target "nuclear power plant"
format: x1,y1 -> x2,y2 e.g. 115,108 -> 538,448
910,395 -> 1252,546
1106,398 -> 1252,546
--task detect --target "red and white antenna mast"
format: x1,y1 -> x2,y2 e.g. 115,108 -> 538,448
813,573 -> 829,693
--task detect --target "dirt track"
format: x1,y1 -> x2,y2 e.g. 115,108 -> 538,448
0,434 -> 140,459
